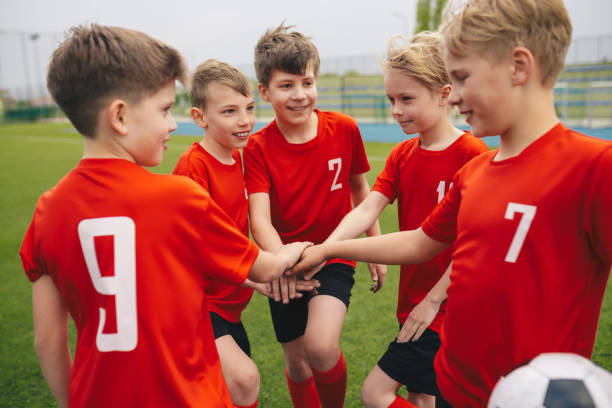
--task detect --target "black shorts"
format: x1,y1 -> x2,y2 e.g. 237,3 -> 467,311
377,327 -> 441,396
269,263 -> 355,343
209,311 -> 251,357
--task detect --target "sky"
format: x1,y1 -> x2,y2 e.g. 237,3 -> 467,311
1,0 -> 611,97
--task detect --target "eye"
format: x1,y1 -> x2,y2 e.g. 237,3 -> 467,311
222,108 -> 235,114
387,97 -> 395,104
401,96 -> 413,102
247,105 -> 255,112
280,83 -> 292,89
304,80 -> 314,87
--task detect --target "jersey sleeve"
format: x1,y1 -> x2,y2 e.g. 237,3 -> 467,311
372,145 -> 400,203
19,220 -> 44,282
172,152 -> 211,193
350,122 -> 370,175
421,171 -> 462,243
243,139 -> 271,195
585,146 -> 612,262
192,189 -> 259,285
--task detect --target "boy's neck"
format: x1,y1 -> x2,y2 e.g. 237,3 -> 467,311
495,88 -> 559,161
82,133 -> 134,162
199,138 -> 235,165
418,117 -> 463,151
276,111 -> 318,144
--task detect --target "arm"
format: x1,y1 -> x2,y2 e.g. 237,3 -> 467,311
292,228 -> 449,279
397,262 -> 452,343
32,275 -> 71,408
348,173 -> 388,292
248,192 -> 299,303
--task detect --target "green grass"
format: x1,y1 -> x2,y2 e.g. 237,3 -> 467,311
0,122 -> 610,407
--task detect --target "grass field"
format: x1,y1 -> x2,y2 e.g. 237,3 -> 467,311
0,122 -> 610,407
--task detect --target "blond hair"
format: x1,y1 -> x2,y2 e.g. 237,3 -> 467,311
440,0 -> 572,86
383,31 -> 449,90
254,22 -> 320,87
190,59 -> 251,109
47,24 -> 187,137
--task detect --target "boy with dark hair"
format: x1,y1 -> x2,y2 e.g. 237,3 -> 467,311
20,24 -> 309,408
293,0 -> 612,406
173,59 -> 318,408
244,23 -> 384,408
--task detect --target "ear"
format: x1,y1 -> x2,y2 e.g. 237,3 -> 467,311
107,99 -> 128,136
190,107 -> 207,128
438,84 -> 452,107
510,46 -> 534,86
258,83 -> 270,102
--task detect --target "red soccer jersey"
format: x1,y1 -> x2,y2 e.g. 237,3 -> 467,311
173,143 -> 253,323
20,158 -> 260,408
421,123 -> 612,407
372,132 -> 487,331
244,110 -> 370,265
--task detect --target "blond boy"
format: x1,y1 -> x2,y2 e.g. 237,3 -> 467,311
20,25 -> 309,408
293,1 -> 612,406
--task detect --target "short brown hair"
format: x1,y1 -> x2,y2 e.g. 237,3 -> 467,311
254,22 -> 320,87
47,24 -> 187,137
190,59 -> 251,109
441,0 -> 572,86
383,31 -> 449,90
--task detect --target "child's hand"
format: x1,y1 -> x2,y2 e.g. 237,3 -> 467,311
397,296 -> 442,343
279,241 -> 313,269
368,263 -> 386,293
289,245 -> 328,279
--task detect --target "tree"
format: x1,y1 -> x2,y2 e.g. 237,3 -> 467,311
415,0 -> 448,33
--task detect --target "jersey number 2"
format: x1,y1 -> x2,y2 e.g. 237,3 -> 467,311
328,158 -> 343,191
78,217 -> 138,352
504,203 -> 537,263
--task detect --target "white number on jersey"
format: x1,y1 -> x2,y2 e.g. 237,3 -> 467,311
436,180 -> 453,203
328,158 -> 343,191
78,217 -> 138,352
503,203 -> 537,263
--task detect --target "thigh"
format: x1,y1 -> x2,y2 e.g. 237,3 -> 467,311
312,263 -> 355,308
361,364 -> 403,408
377,328 -> 441,396
268,295 -> 309,343
215,335 -> 258,383
210,311 -> 251,356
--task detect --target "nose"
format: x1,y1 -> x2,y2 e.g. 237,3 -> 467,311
292,85 -> 306,101
168,113 -> 177,132
390,102 -> 402,117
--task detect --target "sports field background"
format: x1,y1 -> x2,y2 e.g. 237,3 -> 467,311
0,122 -> 610,407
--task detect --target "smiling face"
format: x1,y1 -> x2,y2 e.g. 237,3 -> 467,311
258,61 -> 317,130
384,70 -> 446,136
122,80 -> 177,167
197,82 -> 255,156
446,49 -> 516,138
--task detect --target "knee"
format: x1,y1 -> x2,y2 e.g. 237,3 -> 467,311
360,377 -> 380,408
304,339 -> 338,370
229,364 -> 260,401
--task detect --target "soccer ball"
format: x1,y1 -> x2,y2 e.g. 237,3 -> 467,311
487,353 -> 612,408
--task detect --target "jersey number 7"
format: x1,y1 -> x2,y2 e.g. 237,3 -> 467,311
504,203 -> 537,263
78,217 -> 138,352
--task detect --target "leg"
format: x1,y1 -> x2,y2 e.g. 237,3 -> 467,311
216,335 -> 260,407
361,365 -> 403,408
303,263 -> 354,408
304,295 -> 348,408
406,391 -> 435,408
268,296 -> 320,407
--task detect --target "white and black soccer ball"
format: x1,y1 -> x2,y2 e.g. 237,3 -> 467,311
487,352 -> 612,408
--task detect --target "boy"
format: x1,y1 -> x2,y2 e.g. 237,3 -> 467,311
173,59 -> 318,408
293,1 -> 612,406
243,23 -> 384,408
20,24 -> 309,408
321,32 -> 488,408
